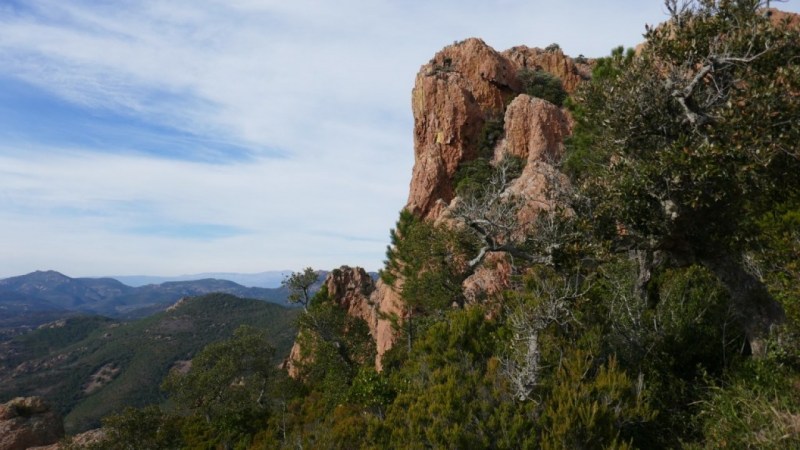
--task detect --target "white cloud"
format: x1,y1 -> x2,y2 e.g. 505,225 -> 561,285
2,0 -> 798,277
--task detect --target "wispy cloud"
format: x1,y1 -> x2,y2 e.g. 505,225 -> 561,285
2,0 -> 798,277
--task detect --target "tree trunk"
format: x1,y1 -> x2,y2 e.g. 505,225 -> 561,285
700,254 -> 785,357
630,249 -> 653,306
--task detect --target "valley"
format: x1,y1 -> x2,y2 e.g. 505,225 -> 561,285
0,293 -> 300,433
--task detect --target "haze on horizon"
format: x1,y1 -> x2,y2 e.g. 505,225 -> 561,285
2,0 -> 799,279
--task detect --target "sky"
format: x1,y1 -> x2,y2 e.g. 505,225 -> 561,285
1,1 -> 799,278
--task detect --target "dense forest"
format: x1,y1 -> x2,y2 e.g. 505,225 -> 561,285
74,2 -> 800,448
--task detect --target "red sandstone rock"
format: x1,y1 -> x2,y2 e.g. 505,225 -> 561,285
408,38 -> 519,220
462,252 -> 513,305
497,94 -> 570,164
370,279 -> 405,371
502,46 -> 589,93
284,266 -> 396,375
326,266 -> 376,324
407,39 -> 584,221
286,39 -> 591,372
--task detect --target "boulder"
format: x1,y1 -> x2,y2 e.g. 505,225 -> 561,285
0,397 -> 64,450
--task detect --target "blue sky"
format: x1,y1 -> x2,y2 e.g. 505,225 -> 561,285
1,0 -> 798,278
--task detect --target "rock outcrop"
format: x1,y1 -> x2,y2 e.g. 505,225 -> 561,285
503,46 -> 590,93
325,266 -> 376,324
462,251 -> 513,305
370,279 -> 404,370
408,38 -> 519,220
285,266 -> 398,376
0,397 -> 64,450
287,39 -> 584,371
498,94 -> 572,232
407,38 -> 582,221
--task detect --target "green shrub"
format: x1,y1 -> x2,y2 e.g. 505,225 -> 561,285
689,360 -> 800,448
453,157 -> 494,197
519,69 -> 567,106
476,114 -> 505,159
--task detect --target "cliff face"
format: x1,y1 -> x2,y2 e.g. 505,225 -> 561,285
286,38 -> 584,372
406,38 -> 582,221
407,38 -> 517,220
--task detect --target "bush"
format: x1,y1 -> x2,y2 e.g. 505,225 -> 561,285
688,360 -> 800,448
519,69 -> 567,106
477,114 -> 505,159
453,158 -> 494,197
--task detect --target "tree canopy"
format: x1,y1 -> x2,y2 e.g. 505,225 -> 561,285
568,0 -> 800,353
282,267 -> 319,312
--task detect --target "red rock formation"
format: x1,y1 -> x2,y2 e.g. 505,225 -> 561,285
284,266 -> 394,376
30,429 -> 106,450
287,39 -> 587,371
462,252 -> 513,305
325,266 -> 376,324
381,40 -> 583,366
408,38 -> 519,220
407,38 -> 583,221
499,94 -> 572,232
498,94 -> 570,163
769,8 -> 800,28
0,397 -> 64,450
370,279 -> 404,371
502,46 -> 589,93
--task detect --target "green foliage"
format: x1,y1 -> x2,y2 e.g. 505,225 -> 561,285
7,316 -> 115,362
293,304 -> 376,405
476,114 -> 505,159
566,0 -> 798,365
348,366 -> 394,419
451,114 -> 508,197
378,307 -> 507,449
688,359 -> 800,449
454,154 -> 523,201
282,267 -> 319,311
77,406 -> 182,450
162,325 -> 275,418
538,349 -> 655,449
160,325 -> 277,447
79,325 -> 295,450
519,69 -> 568,106
564,46 -> 634,178
453,157 -> 494,198
0,294 -> 299,434
569,3 -> 800,257
586,260 -> 750,446
382,210 -> 472,314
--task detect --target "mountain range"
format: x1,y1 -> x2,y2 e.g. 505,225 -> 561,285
0,270 -> 319,335
110,270 -> 292,288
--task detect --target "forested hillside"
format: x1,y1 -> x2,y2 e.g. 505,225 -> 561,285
65,2 -> 800,448
0,294 -> 299,434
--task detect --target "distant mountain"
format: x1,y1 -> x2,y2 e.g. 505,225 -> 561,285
0,271 -> 298,323
0,293 -> 300,433
112,270 -> 294,288
0,271 -> 134,312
